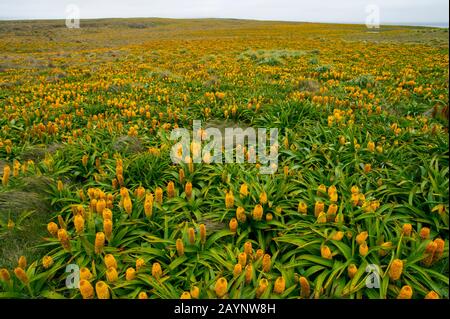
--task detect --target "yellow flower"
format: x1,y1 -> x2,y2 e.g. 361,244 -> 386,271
214,277 -> 228,298
138,292 -> 148,299
297,201 -> 307,214
74,214 -> 84,233
152,262 -> 162,279
419,227 -> 430,239
299,276 -> 310,298
433,238 -> 445,262
348,264 -> 358,279
233,264 -> 242,277
329,192 -> 338,202
317,212 -> 327,224
252,204 -> 263,221
328,185 -> 337,197
123,196 -> 132,215
364,163 -> 372,173
239,183 -> 249,198
96,199 -> 106,214
236,207 -> 246,222
185,182 -> 192,198
402,223 -> 412,236
176,238 -> 184,256
314,201 -> 324,217
126,268 -> 136,281
79,280 -> 94,299
245,264 -> 253,284
359,241 -> 369,257
104,219 -> 113,240
155,187 -> 163,204
104,254 -> 117,269
144,193 -> 153,217
180,292 -> 191,299
188,227 -> 195,244
135,186 -> 146,199
317,184 -> 327,195
47,222 -> 58,237
2,165 -> 11,186
58,228 -> 71,251
229,218 -> 238,233
82,155 -> 88,167
106,267 -> 118,282
225,190 -> 234,209
244,241 -> 253,256
14,267 -> 28,284
95,281 -> 110,299
423,241 -> 437,266
265,213 -> 273,222
0,268 -> 10,282
389,259 -> 403,280
259,191 -> 267,205
256,278 -> 269,298
397,285 -> 413,299
424,291 -> 440,299
18,256 -> 27,269
273,276 -> 286,294
167,181 -> 175,198
42,256 -> 53,269
80,267 -> 92,281
103,208 -> 113,220
190,286 -> 200,299
351,185 -> 359,194
356,231 -> 368,245
321,245 -> 332,259
199,224 -> 206,244
331,231 -> 344,241
326,204 -> 338,221
95,232 -> 105,254
367,141 -> 375,152
179,168 -> 185,183
136,258 -> 145,271
255,249 -> 264,260
262,254 -> 271,272
57,180 -> 64,192
238,252 -> 247,267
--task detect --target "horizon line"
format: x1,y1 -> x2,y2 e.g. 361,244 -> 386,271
0,16 -> 448,28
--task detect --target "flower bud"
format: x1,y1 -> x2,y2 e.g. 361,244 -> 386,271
95,281 -> 110,299
215,277 -> 228,298
79,279 -> 94,299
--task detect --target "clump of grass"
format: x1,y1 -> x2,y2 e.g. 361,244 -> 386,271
112,135 -> 144,155
296,79 -> 320,92
0,177 -> 53,268
348,74 -> 375,88
239,49 -> 307,65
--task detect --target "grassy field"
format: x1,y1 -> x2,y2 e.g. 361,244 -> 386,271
0,18 -> 448,299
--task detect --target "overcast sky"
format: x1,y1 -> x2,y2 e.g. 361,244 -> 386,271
0,0 -> 448,25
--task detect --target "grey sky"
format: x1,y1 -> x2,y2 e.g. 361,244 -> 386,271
0,0 -> 448,24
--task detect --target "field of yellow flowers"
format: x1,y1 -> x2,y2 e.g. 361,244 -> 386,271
0,18 -> 448,299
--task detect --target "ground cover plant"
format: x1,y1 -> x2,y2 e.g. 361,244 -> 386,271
0,18 -> 448,299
